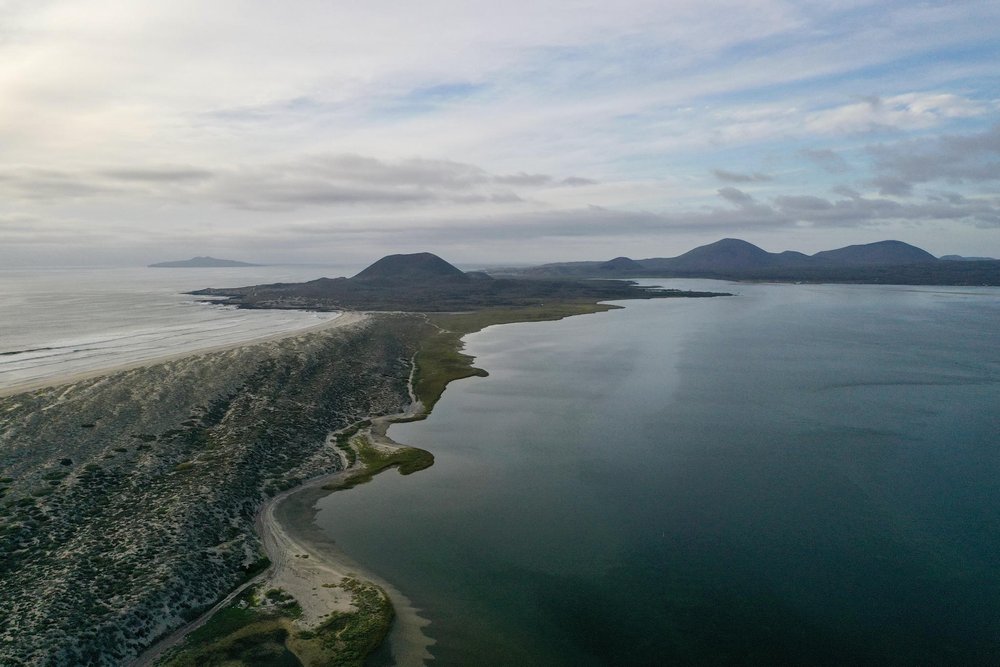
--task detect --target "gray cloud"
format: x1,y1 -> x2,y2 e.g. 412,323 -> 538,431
276,188 -> 1000,251
717,186 -> 756,206
0,154 -> 590,212
0,170 -> 125,200
711,168 -> 772,183
560,176 -> 599,187
494,172 -> 553,186
100,167 -> 215,183
868,124 -> 1000,193
771,192 -> 1000,228
832,185 -> 861,199
799,148 -> 849,173
773,195 -> 833,211
868,175 -> 913,197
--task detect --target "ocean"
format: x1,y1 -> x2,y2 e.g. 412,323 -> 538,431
0,265 -> 360,393
313,281 -> 1000,665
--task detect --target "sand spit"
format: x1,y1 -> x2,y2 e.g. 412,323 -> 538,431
138,414 -> 436,667
0,311 -> 366,398
266,449 -> 436,667
0,312 -> 428,666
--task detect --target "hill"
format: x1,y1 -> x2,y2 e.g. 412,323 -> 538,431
599,257 -> 645,273
811,240 -> 936,266
351,252 -> 468,282
646,238 -> 777,272
149,256 -> 261,268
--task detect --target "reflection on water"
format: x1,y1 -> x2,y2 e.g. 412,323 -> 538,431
318,282 -> 1000,665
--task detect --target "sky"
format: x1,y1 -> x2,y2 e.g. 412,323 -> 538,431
1,0 -> 998,267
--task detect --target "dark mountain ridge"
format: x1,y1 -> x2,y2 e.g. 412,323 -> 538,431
522,238 -> 1000,285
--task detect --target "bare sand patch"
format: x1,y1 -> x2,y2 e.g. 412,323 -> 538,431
0,312 -> 367,398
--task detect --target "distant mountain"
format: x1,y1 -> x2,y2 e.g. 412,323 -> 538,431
645,238 -> 777,272
191,251 -> 728,311
150,256 -> 261,268
599,257 -> 644,272
811,240 -> 936,266
519,239 -> 1000,286
940,254 -> 996,262
351,252 -> 468,282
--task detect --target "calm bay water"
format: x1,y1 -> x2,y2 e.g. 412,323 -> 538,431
0,265 -> 360,391
316,282 -> 1000,665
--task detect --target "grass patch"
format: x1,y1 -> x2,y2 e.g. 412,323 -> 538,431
325,435 -> 434,490
159,578 -> 393,667
287,578 -> 393,667
332,420 -> 370,468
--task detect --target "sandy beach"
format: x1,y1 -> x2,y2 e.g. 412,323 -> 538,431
266,459 -> 436,667
131,382 -> 436,667
0,311 -> 366,398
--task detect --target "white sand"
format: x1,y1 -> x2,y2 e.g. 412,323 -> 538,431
0,312 -> 367,398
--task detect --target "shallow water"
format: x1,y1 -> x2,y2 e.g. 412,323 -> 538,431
0,265 -> 359,390
316,282 -> 1000,665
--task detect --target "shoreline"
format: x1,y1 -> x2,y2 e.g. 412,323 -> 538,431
268,448 -> 436,666
0,311 -> 365,398
14,302 -> 622,665
137,387 -> 436,667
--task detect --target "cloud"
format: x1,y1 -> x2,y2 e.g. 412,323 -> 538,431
711,168 -> 772,183
559,176 -> 599,187
799,148 -> 849,173
868,175 -> 913,197
0,154 -> 593,212
100,167 -> 214,183
2,1 -> 1000,263
717,187 -> 756,207
279,189 -> 1000,251
769,191 -> 1000,228
805,93 -> 987,135
494,172 -> 553,186
773,195 -> 833,211
831,185 -> 861,199
868,124 -> 1000,189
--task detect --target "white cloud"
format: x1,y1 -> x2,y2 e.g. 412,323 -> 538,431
1,0 -> 999,263
804,93 -> 986,134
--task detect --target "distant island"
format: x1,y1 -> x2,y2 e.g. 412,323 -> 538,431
191,251 -> 729,311
513,238 -> 1000,286
150,256 -> 261,268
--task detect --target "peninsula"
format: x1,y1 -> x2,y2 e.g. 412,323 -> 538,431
0,252 -> 727,667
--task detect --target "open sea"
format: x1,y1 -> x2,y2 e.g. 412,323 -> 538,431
0,265 -> 360,393
314,281 -> 1000,665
